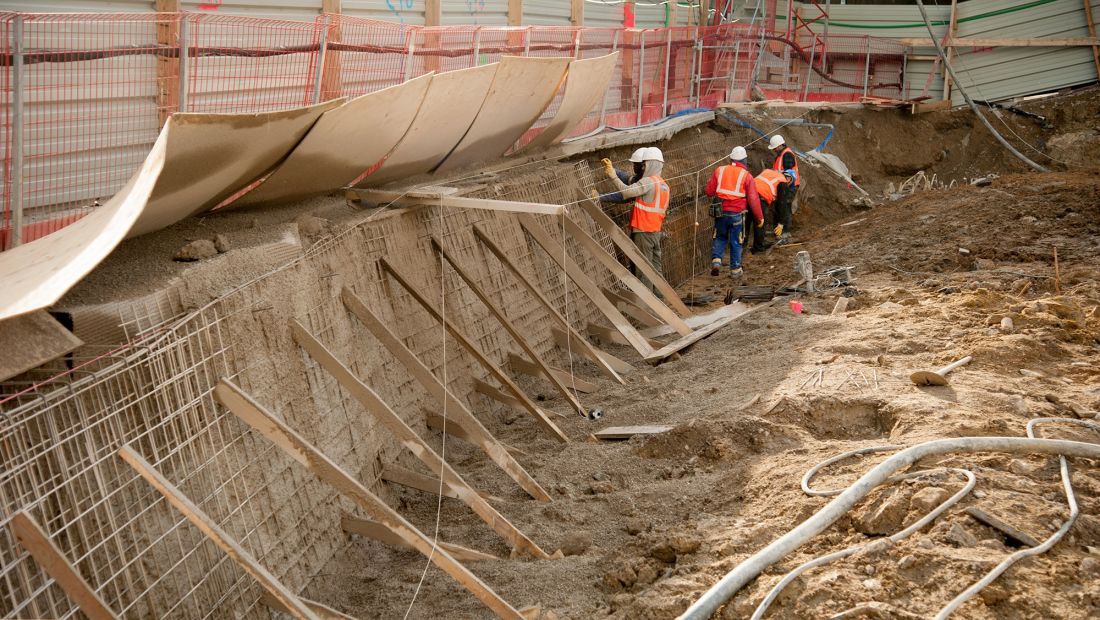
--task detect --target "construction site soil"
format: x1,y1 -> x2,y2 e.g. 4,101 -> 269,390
51,85 -> 1100,619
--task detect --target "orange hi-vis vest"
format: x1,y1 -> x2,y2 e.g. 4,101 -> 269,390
630,175 -> 670,233
754,168 -> 786,203
714,164 -> 750,201
773,147 -> 800,186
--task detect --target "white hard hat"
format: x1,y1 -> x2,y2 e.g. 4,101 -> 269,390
729,146 -> 748,161
628,148 -> 647,163
644,147 -> 664,163
768,135 -> 786,150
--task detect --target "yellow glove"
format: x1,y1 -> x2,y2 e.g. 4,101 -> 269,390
774,223 -> 784,237
601,158 -> 615,178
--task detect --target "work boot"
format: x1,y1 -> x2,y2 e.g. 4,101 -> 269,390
775,233 -> 792,246
729,267 -> 744,280
710,259 -> 721,277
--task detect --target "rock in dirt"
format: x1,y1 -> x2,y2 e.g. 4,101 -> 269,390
898,555 -> 917,570
173,239 -> 218,262
945,523 -> 978,548
1080,556 -> 1100,577
589,481 -> 616,494
559,532 -> 592,556
602,562 -> 637,591
909,487 -> 950,513
648,533 -> 702,563
856,489 -> 909,536
623,518 -> 646,536
213,234 -> 230,253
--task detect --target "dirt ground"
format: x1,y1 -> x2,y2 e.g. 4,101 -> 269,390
298,87 -> 1100,620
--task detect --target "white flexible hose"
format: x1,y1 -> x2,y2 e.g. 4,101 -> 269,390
801,445 -> 904,497
678,437 -> 1100,620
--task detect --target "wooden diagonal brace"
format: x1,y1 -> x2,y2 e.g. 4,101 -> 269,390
341,288 -> 551,502
213,379 -> 527,620
507,352 -> 597,394
381,465 -> 503,504
350,188 -> 564,216
341,515 -> 501,562
643,298 -> 778,362
379,258 -> 569,443
259,593 -> 357,620
290,319 -> 548,559
550,326 -> 634,375
602,286 -> 664,328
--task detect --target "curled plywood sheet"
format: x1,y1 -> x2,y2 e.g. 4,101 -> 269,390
0,311 -> 83,382
0,129 -> 168,322
226,75 -> 434,209
434,56 -> 570,174
127,99 -> 341,238
359,65 -> 498,187
521,52 -> 620,151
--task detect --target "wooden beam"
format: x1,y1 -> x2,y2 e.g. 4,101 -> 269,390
350,190 -> 564,216
321,0 -> 341,11
1084,0 -> 1100,81
381,465 -> 462,499
586,322 -> 661,350
506,352 -> 597,394
341,288 -> 551,502
473,378 -> 536,413
155,1 -> 181,125
550,326 -> 634,375
424,411 -> 530,460
472,224 -> 625,384
602,286 -> 664,329
431,236 -> 587,416
9,512 -> 119,620
379,258 -> 570,443
425,0 -> 441,26
574,198 -> 691,317
508,0 -> 523,26
570,0 -> 584,26
594,425 -> 673,440
289,319 -> 547,558
518,215 -> 654,357
260,593 -> 356,620
942,0 -> 958,102
213,380 -> 527,619
964,506 -> 1041,548
319,1 -> 343,102
118,447 -> 321,620
643,298 -> 777,362
902,37 -> 1100,48
341,516 -> 501,562
638,302 -> 747,338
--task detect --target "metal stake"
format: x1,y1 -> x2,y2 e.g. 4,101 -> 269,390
10,16 -> 25,248
311,16 -> 330,104
178,16 -> 190,113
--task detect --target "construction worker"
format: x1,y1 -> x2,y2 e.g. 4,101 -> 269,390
599,147 -> 670,293
768,134 -> 799,245
746,168 -> 793,254
704,146 -> 763,279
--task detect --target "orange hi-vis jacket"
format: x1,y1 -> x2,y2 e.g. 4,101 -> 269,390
630,175 -> 670,233
754,168 -> 787,203
773,147 -> 800,187
714,164 -> 750,201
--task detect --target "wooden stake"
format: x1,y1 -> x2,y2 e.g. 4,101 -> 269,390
118,447 -> 321,620
213,380 -> 528,619
341,288 -> 551,502
341,516 -> 501,562
290,319 -> 548,558
507,352 -> 597,394
379,258 -> 570,443
9,512 -> 119,620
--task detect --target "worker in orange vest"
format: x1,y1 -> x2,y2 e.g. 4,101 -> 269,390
704,146 -> 763,279
746,168 -> 793,254
598,147 -> 671,293
768,134 -> 800,245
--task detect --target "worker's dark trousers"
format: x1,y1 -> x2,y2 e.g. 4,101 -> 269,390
631,230 -> 663,293
744,200 -> 769,252
775,184 -> 796,233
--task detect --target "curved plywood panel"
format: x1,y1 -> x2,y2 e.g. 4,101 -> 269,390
434,56 -> 570,174
127,100 -> 341,238
227,75 -> 434,209
0,129 -> 168,321
521,52 -> 620,151
360,64 -> 498,187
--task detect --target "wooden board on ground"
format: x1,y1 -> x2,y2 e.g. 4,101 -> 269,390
118,447 -> 320,620
9,511 -> 118,620
522,52 -> 620,151
639,302 -> 749,339
0,311 -> 83,382
213,380 -> 528,619
341,288 -> 551,502
965,506 -> 1041,547
643,299 -> 778,363
594,425 -> 674,440
341,516 -> 500,562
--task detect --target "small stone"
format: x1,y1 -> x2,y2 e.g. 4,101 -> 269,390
1000,316 -> 1014,332
1020,215 -> 1037,224
593,471 -> 611,482
590,481 -> 616,494
958,247 -> 971,255
173,239 -> 218,262
213,234 -> 230,253
898,555 -> 916,570
980,582 -> 1010,605
623,518 -> 646,536
945,523 -> 978,548
635,562 -> 660,585
861,578 -> 882,590
559,532 -> 592,556
917,538 -> 934,549
1081,557 -> 1100,577
973,489 -> 987,499
909,487 -> 950,513
863,564 -> 875,576
1008,396 -> 1029,417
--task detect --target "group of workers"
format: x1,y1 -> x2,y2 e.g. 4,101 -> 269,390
598,135 -> 799,289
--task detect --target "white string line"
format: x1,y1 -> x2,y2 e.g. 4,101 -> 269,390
403,195 -> 448,619
560,210 -> 581,407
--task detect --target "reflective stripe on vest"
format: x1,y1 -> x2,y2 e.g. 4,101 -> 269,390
773,147 -> 800,186
714,165 -> 748,199
631,176 -> 670,232
754,168 -> 785,203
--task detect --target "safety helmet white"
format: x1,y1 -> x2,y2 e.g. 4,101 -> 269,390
644,147 -> 664,163
768,135 -> 786,150
729,146 -> 748,161
628,148 -> 647,163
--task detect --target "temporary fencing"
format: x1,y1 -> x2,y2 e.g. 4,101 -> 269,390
0,10 -> 905,250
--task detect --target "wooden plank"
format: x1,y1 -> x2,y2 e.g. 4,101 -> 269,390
431,236 -> 587,416
911,99 -> 952,114
506,352 -> 597,394
379,259 -> 570,443
638,303 -> 747,338
213,380 -> 527,619
570,0 -> 584,27
350,189 -> 564,216
290,319 -> 547,558
341,516 -> 501,562
1085,0 -> 1100,81
943,0 -> 959,102
341,289 -> 551,502
574,197 -> 691,316
643,299 -> 779,363
118,447 -> 320,620
472,224 -> 624,384
602,286 -> 664,329
517,215 -> 654,357
965,507 -> 1041,547
9,512 -> 119,620
508,0 -> 523,26
424,412 -> 531,460
381,465 -> 462,499
260,592 -> 356,620
550,326 -> 634,375
561,216 -> 692,336
587,322 -> 661,349
594,425 -> 674,440
902,37 -> 1100,48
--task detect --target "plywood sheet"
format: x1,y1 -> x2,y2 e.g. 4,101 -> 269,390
435,56 -> 570,174
522,52 -> 620,151
0,311 -> 83,382
127,100 -> 340,238
0,129 -> 168,322
227,75 -> 433,209
358,65 -> 498,187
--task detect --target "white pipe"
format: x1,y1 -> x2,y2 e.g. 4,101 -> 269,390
678,437 -> 1100,620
